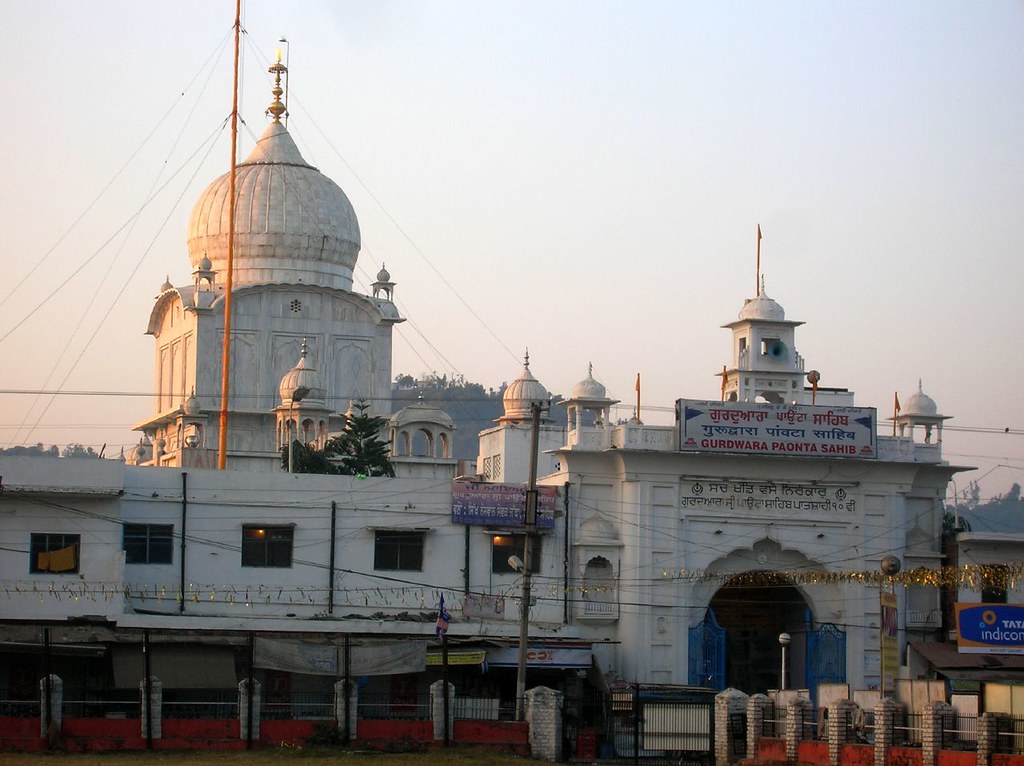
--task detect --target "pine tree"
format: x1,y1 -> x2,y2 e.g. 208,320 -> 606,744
282,400 -> 395,476
329,399 -> 396,477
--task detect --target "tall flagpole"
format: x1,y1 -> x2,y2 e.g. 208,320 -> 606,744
217,0 -> 242,469
635,373 -> 641,422
756,224 -> 762,296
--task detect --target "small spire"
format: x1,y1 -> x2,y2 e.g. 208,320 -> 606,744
524,349 -> 530,369
267,48 -> 288,122
300,337 -> 309,359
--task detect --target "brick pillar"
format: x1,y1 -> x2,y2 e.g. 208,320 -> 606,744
715,688 -> 749,766
977,712 -> 1005,766
430,680 -> 455,742
39,674 -> 62,740
828,699 -> 857,766
786,697 -> 813,761
747,693 -> 773,760
526,686 -> 563,762
140,676 -> 162,739
873,697 -> 900,766
922,700 -> 953,766
333,679 -> 358,742
238,678 -> 261,741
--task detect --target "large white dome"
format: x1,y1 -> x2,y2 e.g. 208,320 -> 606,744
187,120 -> 361,290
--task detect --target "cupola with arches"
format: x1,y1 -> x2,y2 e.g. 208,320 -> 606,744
389,398 -> 456,463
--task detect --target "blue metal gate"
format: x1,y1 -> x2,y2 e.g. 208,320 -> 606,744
806,622 -> 846,695
687,610 -> 725,689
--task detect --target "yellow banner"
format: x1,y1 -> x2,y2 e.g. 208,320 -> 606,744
426,650 -> 486,666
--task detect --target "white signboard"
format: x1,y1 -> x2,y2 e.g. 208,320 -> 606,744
678,400 -> 877,459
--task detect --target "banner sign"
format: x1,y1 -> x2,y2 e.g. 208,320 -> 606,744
254,639 -> 426,676
680,479 -> 856,514
956,604 -> 1024,654
452,481 -> 557,528
463,593 -> 507,620
486,644 -> 592,669
678,400 -> 877,459
880,591 -> 898,694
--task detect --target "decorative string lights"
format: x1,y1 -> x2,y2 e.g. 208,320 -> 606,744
4,562 -> 1019,608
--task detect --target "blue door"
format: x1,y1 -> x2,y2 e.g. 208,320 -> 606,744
688,610 -> 726,689
806,622 -> 846,698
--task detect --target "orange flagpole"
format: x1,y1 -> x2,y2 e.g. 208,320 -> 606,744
756,224 -> 762,296
217,0 -> 242,469
635,373 -> 641,422
893,392 -> 901,437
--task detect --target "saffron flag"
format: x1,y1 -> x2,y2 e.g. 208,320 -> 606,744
894,392 -> 901,415
757,223 -> 762,242
436,594 -> 450,637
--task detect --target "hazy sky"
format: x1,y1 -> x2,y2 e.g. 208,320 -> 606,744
1,1 -> 1021,503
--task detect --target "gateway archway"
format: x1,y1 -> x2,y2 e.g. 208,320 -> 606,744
708,573 -> 810,693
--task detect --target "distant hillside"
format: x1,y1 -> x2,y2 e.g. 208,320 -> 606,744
391,372 -> 563,461
953,482 -> 1024,533
391,373 -> 506,461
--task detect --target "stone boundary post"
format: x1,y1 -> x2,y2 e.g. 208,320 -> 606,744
333,679 -> 358,741
140,676 -> 162,739
786,696 -> 813,761
873,696 -> 900,766
977,712 -> 1005,766
39,674 -> 62,739
828,699 -> 857,766
238,678 -> 261,741
922,700 -> 954,766
526,686 -> 563,762
715,689 -> 749,766
430,680 -> 454,742
747,693 -> 773,760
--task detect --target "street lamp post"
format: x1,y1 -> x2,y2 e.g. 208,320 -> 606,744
779,632 -> 791,691
514,400 -> 545,721
287,386 -> 310,473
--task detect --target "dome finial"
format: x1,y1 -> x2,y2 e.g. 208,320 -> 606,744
267,48 -> 288,123
300,337 -> 309,359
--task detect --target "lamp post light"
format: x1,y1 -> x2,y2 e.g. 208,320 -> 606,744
514,400 -> 546,721
778,632 -> 791,691
287,386 -> 310,474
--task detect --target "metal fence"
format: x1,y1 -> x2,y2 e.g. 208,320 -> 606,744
61,695 -> 139,719
263,690 -> 333,720
357,691 -> 430,721
996,716 -> 1024,755
162,689 -> 238,720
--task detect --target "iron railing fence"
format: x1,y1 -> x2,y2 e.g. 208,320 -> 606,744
162,689 -> 238,720
357,691 -> 430,721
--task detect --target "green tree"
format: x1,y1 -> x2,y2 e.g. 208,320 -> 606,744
329,399 -> 396,477
281,400 -> 395,477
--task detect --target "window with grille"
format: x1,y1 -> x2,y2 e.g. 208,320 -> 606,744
30,533 -> 80,574
374,531 -> 425,571
241,525 -> 294,567
124,524 -> 174,564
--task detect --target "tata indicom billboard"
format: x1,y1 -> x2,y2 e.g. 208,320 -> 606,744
956,604 -> 1024,654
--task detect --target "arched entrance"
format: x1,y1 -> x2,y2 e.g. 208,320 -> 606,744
708,572 -> 809,693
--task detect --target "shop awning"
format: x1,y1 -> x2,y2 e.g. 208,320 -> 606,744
909,641 -> 1024,681
486,643 -> 592,669
112,645 -> 237,689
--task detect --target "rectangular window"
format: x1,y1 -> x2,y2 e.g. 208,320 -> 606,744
30,533 -> 80,574
491,533 -> 540,574
123,524 -> 174,564
374,531 -> 424,571
241,525 -> 294,567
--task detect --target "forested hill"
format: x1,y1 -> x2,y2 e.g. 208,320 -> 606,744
391,373 -> 563,462
955,482 -> 1024,534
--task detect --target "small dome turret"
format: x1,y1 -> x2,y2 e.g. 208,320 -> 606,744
278,339 -> 326,405
500,351 -> 549,423
572,363 -> 607,400
903,380 -> 938,416
739,287 -> 786,321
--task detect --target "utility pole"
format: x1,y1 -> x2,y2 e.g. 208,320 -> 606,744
515,400 -> 544,721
